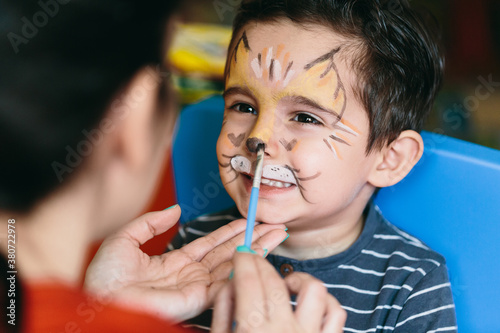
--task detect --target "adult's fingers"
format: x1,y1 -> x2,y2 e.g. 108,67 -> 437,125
320,294 -> 346,333
180,219 -> 247,261
285,272 -> 346,333
211,282 -> 235,333
181,219 -> 286,262
231,252 -> 265,322
232,252 -> 292,329
206,226 -> 287,297
200,225 -> 287,272
248,225 -> 288,257
285,272 -> 327,333
105,206 -> 182,247
205,224 -> 285,306
206,260 -> 234,302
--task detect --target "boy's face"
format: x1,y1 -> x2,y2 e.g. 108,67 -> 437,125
217,20 -> 379,230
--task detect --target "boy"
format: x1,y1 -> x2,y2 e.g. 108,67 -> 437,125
169,0 -> 457,331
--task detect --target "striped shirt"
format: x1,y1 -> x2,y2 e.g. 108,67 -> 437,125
168,202 -> 457,332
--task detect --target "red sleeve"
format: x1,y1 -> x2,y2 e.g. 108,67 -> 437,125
22,283 -> 192,333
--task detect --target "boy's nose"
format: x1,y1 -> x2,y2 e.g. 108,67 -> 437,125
246,137 -> 265,153
246,108 -> 279,155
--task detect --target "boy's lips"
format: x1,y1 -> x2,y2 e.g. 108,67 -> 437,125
230,155 -> 297,187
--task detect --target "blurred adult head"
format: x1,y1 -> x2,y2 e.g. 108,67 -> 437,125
0,0 -> 181,232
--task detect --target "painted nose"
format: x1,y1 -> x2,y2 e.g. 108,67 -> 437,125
246,106 -> 276,153
246,137 -> 266,153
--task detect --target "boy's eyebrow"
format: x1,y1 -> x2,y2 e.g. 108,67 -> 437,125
223,86 -> 255,100
289,95 -> 342,120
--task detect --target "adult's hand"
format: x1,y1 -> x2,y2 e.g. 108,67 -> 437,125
84,205 -> 287,323
211,252 -> 346,333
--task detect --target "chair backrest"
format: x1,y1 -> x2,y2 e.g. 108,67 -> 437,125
374,131 -> 500,333
172,95 -> 500,333
172,95 -> 233,223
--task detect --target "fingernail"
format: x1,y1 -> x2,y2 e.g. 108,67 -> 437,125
236,245 -> 257,254
280,233 -> 289,244
263,248 -> 268,257
163,204 -> 178,211
229,270 -> 234,280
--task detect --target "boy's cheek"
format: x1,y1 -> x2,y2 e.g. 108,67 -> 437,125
218,126 -> 250,151
219,133 -> 235,151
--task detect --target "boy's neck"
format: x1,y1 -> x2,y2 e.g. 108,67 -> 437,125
271,204 -> 368,261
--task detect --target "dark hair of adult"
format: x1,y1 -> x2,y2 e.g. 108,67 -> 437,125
0,0 -> 181,212
228,0 -> 445,153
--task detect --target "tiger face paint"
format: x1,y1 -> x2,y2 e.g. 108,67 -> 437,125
217,20 -> 379,232
224,32 -> 359,159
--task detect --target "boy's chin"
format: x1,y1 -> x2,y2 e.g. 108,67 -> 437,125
254,211 -> 292,225
235,201 -> 293,225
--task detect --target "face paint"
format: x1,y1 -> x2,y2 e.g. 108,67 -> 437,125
217,21 -> 377,232
225,32 -> 360,159
231,155 -> 296,185
227,133 -> 246,147
279,138 -> 298,151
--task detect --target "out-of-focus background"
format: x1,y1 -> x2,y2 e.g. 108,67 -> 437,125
169,0 -> 500,150
133,0 -> 500,256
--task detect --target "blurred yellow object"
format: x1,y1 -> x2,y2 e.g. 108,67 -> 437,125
171,73 -> 223,106
168,23 -> 232,80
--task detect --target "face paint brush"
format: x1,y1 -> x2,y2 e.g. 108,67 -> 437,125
242,144 -> 265,250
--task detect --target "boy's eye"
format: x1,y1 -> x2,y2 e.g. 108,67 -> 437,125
232,103 -> 257,115
292,113 -> 322,125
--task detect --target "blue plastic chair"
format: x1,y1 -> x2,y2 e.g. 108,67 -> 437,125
172,95 -> 500,333
172,95 -> 233,224
374,132 -> 500,333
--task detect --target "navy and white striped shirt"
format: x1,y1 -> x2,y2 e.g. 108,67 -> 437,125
168,202 -> 457,332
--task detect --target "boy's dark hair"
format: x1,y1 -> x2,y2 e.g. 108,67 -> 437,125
229,0 -> 444,153
0,0 -> 180,212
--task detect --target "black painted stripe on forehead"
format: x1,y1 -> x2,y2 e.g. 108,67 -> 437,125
304,47 -> 341,71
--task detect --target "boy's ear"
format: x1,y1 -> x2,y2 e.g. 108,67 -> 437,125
368,130 -> 424,188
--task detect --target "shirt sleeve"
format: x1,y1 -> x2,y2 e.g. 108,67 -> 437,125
394,263 -> 457,332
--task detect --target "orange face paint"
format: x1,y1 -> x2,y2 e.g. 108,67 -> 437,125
225,32 -> 361,159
